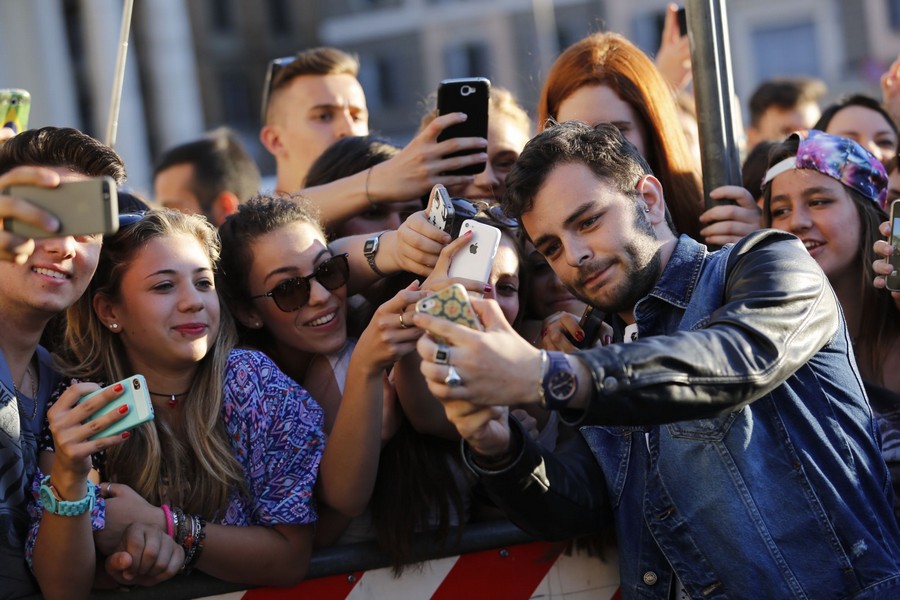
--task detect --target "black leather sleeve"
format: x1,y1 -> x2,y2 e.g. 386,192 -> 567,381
463,417 -> 612,540
573,231 -> 840,425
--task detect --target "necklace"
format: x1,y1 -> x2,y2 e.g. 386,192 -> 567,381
148,390 -> 189,408
13,363 -> 37,420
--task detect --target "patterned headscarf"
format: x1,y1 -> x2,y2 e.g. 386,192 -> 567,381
763,129 -> 888,209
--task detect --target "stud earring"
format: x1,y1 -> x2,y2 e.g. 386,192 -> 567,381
110,323 -> 119,330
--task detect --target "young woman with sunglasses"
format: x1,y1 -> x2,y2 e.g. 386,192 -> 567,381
218,195 -> 429,543
28,210 -> 327,596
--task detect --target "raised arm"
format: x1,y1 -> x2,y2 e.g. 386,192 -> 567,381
298,113 -> 487,225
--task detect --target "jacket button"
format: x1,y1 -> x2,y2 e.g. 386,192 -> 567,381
602,376 -> 618,392
643,571 -> 658,586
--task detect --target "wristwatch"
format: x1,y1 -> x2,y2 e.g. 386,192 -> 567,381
363,231 -> 389,278
538,351 -> 578,410
40,476 -> 95,516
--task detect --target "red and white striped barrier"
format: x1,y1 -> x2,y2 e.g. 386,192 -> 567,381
197,541 -> 621,600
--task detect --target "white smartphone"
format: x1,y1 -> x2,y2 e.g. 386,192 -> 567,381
886,199 -> 900,291
77,375 -> 154,440
3,176 -> 119,238
448,219 -> 501,298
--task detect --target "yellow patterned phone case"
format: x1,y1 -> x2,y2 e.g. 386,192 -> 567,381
415,283 -> 483,342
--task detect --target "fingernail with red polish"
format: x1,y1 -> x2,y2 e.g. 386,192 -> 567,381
483,284 -> 493,293
121,431 -> 130,439
575,331 -> 585,341
113,383 -> 124,393
117,404 -> 129,415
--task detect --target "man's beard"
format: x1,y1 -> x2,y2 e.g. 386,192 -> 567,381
568,207 -> 662,314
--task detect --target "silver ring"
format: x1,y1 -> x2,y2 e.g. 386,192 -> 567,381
105,482 -> 112,496
444,365 -> 463,387
399,313 -> 410,329
434,344 -> 450,365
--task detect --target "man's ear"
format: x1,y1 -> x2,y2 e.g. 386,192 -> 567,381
636,175 -> 666,219
259,124 -> 284,158
210,191 -> 241,226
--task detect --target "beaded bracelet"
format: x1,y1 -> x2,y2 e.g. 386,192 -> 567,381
181,513 -> 207,574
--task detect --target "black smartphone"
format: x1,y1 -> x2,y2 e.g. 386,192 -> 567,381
573,305 -> 604,349
886,199 -> 900,291
437,77 -> 490,176
677,7 -> 687,37
3,176 -> 119,238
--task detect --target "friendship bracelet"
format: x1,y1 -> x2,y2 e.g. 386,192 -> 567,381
161,504 -> 174,538
365,166 -> 376,208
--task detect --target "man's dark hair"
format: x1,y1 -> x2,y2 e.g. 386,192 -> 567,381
153,127 -> 261,211
0,126 -> 126,183
502,121 -> 653,220
748,77 -> 826,127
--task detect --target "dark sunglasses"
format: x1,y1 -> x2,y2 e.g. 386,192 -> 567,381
250,254 -> 349,313
260,56 -> 296,124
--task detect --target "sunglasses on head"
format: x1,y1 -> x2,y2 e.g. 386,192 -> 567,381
260,55 -> 296,124
250,253 -> 349,313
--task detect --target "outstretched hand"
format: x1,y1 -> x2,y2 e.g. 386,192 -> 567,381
654,3 -> 692,92
367,112 -> 487,203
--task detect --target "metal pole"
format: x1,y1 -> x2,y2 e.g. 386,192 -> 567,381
105,0 -> 134,147
685,0 -> 742,211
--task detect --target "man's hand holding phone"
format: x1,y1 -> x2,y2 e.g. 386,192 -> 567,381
0,166 -> 62,263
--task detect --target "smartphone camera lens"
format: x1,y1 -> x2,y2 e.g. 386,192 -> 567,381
132,377 -> 141,390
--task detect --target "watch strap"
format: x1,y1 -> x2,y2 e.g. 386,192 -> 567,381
364,231 -> 389,278
40,476 -> 95,516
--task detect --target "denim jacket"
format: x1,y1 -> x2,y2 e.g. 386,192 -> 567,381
469,231 -> 900,599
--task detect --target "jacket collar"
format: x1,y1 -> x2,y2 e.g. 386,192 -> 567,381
646,234 -> 708,310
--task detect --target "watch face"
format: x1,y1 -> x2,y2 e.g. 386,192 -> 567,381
364,239 -> 377,254
39,486 -> 56,511
548,371 -> 577,402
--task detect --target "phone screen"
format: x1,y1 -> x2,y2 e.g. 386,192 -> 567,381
677,7 -> 687,37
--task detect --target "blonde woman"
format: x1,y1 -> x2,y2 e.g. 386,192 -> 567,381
28,210 -> 325,597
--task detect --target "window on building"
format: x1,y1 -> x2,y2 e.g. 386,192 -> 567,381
751,21 -> 820,81
266,0 -> 291,36
209,0 -> 234,33
444,42 -> 491,79
219,71 -> 252,129
890,0 -> 900,29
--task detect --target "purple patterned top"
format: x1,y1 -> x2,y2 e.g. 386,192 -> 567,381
26,349 -> 325,564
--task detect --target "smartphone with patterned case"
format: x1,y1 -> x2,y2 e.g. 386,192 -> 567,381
415,283 -> 484,342
426,184 -> 455,234
0,89 -> 30,133
77,375 -> 154,440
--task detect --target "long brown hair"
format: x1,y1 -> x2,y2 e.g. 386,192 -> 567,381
58,209 -> 245,518
537,32 -> 703,240
762,138 -> 900,385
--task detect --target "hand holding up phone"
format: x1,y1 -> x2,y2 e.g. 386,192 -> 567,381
0,166 -> 64,264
